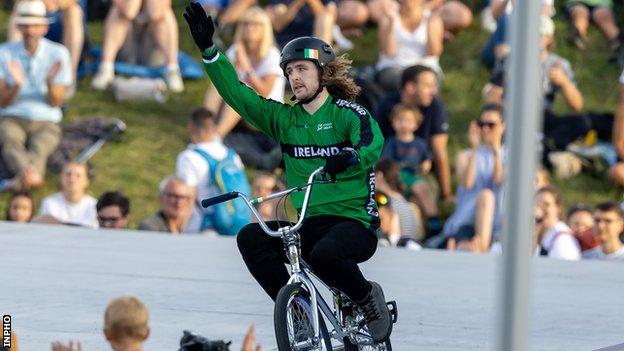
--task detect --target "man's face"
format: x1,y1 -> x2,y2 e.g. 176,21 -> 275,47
593,210 -> 624,243
97,205 -> 128,229
285,60 -> 320,101
18,23 -> 48,42
408,71 -> 437,107
159,181 -> 195,220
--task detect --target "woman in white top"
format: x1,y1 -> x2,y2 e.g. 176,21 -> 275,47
375,0 -> 443,91
36,162 -> 98,229
533,186 -> 581,260
203,7 -> 285,170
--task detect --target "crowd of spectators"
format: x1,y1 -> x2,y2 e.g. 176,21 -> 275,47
1,0 -> 624,262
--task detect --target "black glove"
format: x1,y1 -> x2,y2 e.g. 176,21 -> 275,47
183,2 -> 216,53
323,148 -> 359,181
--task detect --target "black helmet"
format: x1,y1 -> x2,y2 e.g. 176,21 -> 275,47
279,36 -> 335,75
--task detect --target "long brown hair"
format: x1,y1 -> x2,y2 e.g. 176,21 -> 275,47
321,54 -> 361,102
374,159 -> 406,194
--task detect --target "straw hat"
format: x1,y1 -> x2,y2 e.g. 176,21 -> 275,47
13,0 -> 52,25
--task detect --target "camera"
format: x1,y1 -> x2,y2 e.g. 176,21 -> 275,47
179,330 -> 231,351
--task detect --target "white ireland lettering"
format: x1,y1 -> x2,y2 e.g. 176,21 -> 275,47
304,147 -> 311,156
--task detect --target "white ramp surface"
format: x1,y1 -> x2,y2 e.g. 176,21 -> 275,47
2,222 -> 624,350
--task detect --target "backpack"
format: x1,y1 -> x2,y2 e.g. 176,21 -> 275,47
192,147 -> 251,235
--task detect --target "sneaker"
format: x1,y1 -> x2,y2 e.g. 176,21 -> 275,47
356,281 -> 392,343
164,67 -> 184,93
91,65 -> 114,91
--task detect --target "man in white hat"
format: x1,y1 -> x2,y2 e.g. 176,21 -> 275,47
0,0 -> 72,191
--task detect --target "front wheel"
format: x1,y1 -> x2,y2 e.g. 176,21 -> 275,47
274,283 -> 332,351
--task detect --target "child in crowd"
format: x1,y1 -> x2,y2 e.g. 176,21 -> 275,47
381,104 -> 441,238
566,204 -> 600,253
252,171 -> 287,222
104,295 -> 150,351
37,162 -> 98,228
375,159 -> 423,249
5,191 -> 34,222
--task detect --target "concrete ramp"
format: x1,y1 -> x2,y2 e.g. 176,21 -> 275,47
2,222 -> 623,350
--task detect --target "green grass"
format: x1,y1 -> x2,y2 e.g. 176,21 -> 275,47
0,1 -> 622,226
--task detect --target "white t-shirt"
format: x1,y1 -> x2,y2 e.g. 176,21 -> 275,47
39,192 -> 98,229
539,221 -> 581,260
583,245 -> 624,260
226,45 -> 285,102
175,138 -> 245,233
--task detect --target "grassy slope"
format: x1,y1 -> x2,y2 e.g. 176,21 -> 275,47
0,1 -> 621,226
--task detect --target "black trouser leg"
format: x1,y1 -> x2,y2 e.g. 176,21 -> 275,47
236,221 -> 291,300
304,219 -> 378,302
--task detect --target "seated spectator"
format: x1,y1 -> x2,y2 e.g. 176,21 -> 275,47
9,0 -> 84,85
426,0 -> 472,38
252,171 -> 287,222
485,15 -> 584,115
375,159 -> 423,248
91,0 -> 183,92
533,186 -> 581,260
381,104 -> 439,238
567,203 -> 600,252
204,7 -> 284,171
583,201 -> 624,260
138,175 -> 196,234
266,0 -> 335,47
36,162 -> 98,228
431,104 -> 506,253
375,65 -> 453,203
5,190 -> 34,222
96,191 -> 130,229
566,0 -> 621,54
608,69 -> 624,186
0,0 -> 72,191
375,0 -> 443,91
175,108 -> 247,234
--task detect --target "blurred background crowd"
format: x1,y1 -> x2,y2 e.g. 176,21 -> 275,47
0,0 -> 624,261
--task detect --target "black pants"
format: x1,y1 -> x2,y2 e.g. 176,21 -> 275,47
236,215 -> 378,302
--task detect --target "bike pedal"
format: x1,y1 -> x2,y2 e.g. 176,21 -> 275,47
386,300 -> 398,323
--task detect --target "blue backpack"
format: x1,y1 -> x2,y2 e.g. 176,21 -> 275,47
192,147 -> 251,235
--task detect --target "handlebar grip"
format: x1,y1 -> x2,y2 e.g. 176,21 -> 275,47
201,192 -> 239,208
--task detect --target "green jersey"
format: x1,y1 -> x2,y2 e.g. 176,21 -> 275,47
201,47 -> 384,229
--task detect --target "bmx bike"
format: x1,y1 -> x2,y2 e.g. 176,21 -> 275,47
201,166 -> 398,351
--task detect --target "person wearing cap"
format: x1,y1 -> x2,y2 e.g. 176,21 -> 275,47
0,0 -> 72,191
183,3 -> 392,343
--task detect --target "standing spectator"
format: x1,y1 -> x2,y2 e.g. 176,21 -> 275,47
375,0 -> 443,91
375,65 -> 453,203
5,191 -> 34,222
381,104 -> 439,237
566,0 -> 621,54
0,0 -> 72,191
91,0 -> 184,92
583,201 -> 624,260
375,159 -> 424,247
175,108 -> 246,234
608,69 -> 624,186
432,104 -> 506,253
138,175 -> 196,234
204,7 -> 284,171
533,186 -> 581,260
9,0 -> 84,86
567,203 -> 600,252
36,162 -> 98,228
96,191 -> 130,229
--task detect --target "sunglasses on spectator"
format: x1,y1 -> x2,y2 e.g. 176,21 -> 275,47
477,120 -> 498,129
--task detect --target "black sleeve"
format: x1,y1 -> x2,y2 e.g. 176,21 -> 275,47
428,97 -> 449,136
489,57 -> 506,87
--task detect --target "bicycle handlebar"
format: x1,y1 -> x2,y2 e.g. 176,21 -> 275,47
200,166 -> 327,237
200,191 -> 239,208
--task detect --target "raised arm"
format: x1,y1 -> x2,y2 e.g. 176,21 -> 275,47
184,3 -> 289,139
